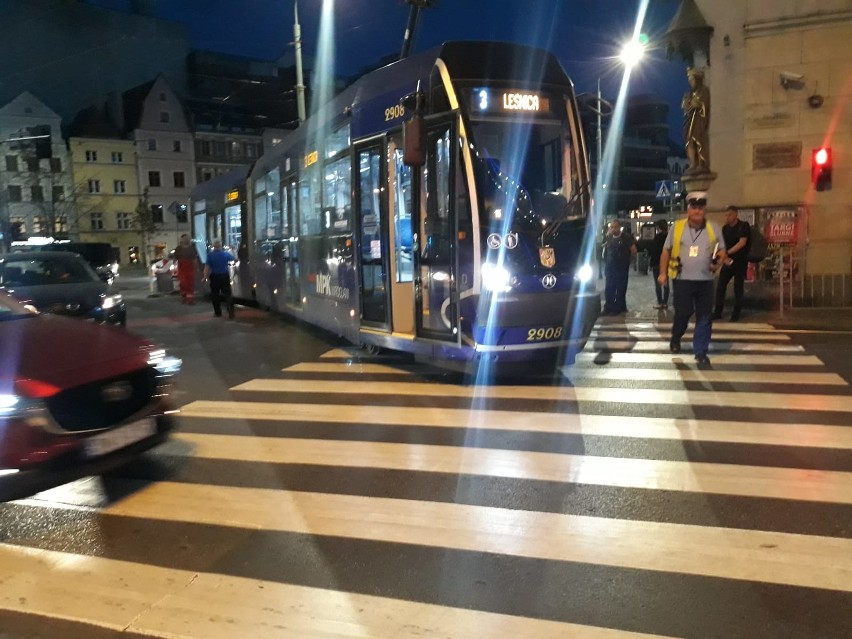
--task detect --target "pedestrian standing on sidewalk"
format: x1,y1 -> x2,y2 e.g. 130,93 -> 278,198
657,192 -> 727,367
649,219 -> 670,310
173,234 -> 201,304
713,205 -> 751,322
602,220 -> 637,315
203,239 -> 236,319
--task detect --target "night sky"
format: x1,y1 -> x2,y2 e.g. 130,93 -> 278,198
86,0 -> 688,135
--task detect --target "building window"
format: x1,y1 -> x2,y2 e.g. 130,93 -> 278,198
147,138 -> 157,151
148,171 -> 161,187
5,156 -> 18,172
31,185 -> 44,202
91,212 -> 104,230
159,92 -> 167,102
32,216 -> 47,234
159,111 -> 170,123
88,179 -> 101,193
114,179 -> 126,193
112,151 -> 123,163
214,141 -> 226,156
27,158 -> 40,172
9,217 -> 26,236
54,216 -> 67,234
52,186 -> 64,202
116,212 -> 132,230
150,204 -> 164,223
175,204 -> 188,223
85,150 -> 98,162
173,140 -> 181,153
7,185 -> 22,202
49,157 -> 61,172
202,171 -> 213,182
246,143 -> 257,158
200,140 -> 211,156
173,171 -> 185,188
230,141 -> 242,157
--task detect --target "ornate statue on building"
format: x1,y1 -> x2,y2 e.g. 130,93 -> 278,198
682,67 -> 710,174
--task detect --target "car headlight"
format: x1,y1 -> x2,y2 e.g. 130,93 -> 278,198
481,263 -> 512,292
101,293 -> 123,309
147,349 -> 182,376
574,263 -> 594,284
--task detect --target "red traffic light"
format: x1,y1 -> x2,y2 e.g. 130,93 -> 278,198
812,147 -> 832,191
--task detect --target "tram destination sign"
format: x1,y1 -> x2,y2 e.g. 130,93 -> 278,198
472,88 -> 551,115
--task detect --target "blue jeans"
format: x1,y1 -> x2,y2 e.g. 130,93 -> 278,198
671,279 -> 713,355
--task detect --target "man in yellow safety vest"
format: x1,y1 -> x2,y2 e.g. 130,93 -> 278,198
657,191 -> 727,368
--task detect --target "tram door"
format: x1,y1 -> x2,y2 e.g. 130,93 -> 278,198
388,134 -> 415,335
354,141 -> 390,328
415,119 -> 458,341
283,177 -> 301,307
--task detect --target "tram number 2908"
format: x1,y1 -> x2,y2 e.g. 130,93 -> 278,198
526,326 -> 563,341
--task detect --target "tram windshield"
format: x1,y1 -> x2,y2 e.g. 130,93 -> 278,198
468,118 -> 584,231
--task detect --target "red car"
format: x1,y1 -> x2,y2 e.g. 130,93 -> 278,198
0,291 -> 180,501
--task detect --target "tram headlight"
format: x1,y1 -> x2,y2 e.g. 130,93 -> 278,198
574,263 -> 594,284
481,263 -> 512,292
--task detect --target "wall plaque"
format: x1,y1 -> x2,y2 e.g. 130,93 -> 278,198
752,142 -> 802,170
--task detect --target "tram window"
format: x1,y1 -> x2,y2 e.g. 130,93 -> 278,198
225,204 -> 241,250
299,165 -> 322,236
325,125 -> 350,159
323,156 -> 351,232
392,148 -> 413,282
358,150 -> 382,263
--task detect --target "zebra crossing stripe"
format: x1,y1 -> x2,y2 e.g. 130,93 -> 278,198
581,341 -> 804,352
590,331 -> 792,341
94,482 -> 852,592
168,433 -> 852,504
573,352 -> 823,365
0,543 -> 665,639
285,362 -> 848,386
179,400 -> 852,449
229,378 -> 852,413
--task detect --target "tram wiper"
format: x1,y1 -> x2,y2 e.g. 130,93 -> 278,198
538,180 -> 591,247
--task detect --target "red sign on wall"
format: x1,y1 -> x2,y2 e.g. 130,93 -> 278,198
764,209 -> 798,244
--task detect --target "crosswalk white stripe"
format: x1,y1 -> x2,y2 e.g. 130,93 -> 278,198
564,368 -> 847,385
230,378 -> 852,413
596,322 -> 779,331
285,362 -> 848,386
91,482 -> 852,592
168,433 -> 852,505
0,544 -> 664,639
573,352 -> 823,365
590,331 -> 792,341
179,400 -> 852,450
587,341 -> 804,352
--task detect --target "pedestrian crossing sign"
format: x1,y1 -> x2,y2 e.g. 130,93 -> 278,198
655,180 -> 672,200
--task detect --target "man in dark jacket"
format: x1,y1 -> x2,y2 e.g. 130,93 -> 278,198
649,219 -> 670,309
602,221 -> 637,315
713,205 -> 751,321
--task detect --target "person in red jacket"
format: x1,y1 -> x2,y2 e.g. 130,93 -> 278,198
173,234 -> 200,304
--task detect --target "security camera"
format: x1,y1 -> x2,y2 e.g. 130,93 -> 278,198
779,71 -> 804,89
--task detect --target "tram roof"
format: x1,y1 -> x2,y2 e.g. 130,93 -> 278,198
250,41 -> 573,180
190,163 -> 252,201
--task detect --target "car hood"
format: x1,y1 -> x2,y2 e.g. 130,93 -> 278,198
3,282 -> 108,312
0,314 -> 153,391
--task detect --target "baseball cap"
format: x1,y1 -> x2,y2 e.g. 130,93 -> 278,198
686,191 -> 708,207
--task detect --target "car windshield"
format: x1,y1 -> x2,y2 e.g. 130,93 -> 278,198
54,243 -> 113,265
1,256 -> 97,286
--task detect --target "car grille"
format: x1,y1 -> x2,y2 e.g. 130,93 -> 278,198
44,367 -> 159,432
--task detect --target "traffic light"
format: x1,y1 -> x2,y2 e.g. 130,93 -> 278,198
812,147 -> 832,191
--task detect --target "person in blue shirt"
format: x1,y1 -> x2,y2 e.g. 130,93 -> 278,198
203,239 -> 236,319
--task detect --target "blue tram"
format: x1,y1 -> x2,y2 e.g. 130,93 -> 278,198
190,41 -> 600,373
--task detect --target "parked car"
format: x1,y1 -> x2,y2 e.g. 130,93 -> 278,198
0,291 -> 181,501
11,240 -> 119,285
0,251 -> 126,326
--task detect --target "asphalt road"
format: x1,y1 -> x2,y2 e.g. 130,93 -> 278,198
1,273 -> 850,638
